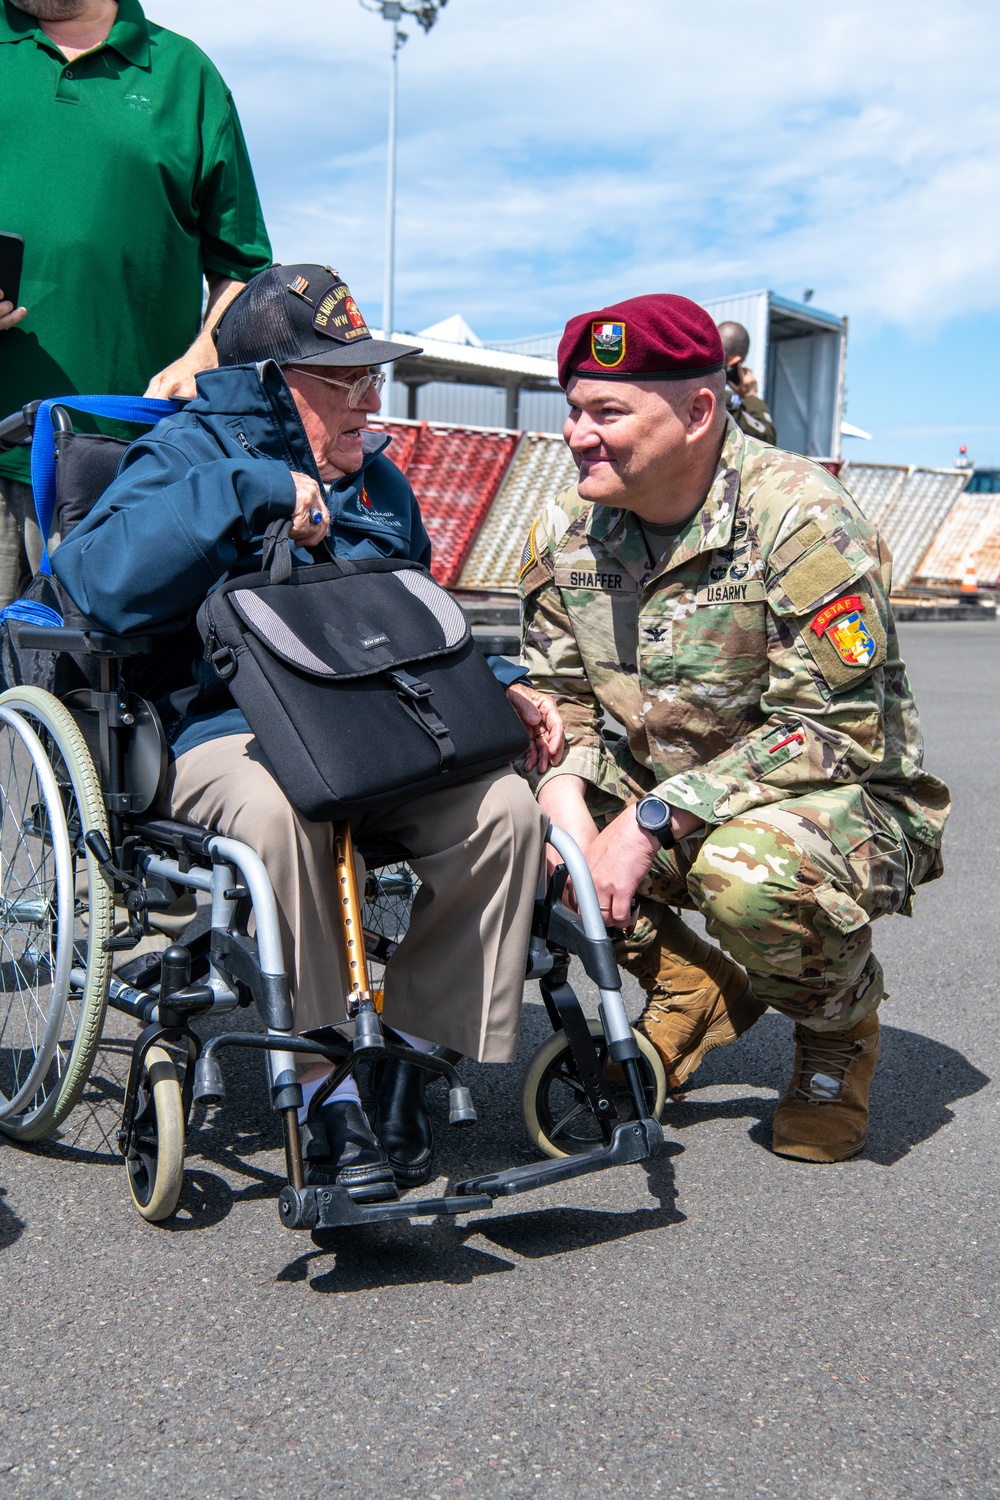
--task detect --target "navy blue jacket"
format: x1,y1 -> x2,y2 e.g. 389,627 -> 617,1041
53,362 -> 522,755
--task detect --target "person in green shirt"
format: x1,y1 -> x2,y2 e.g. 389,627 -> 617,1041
0,0 -> 272,605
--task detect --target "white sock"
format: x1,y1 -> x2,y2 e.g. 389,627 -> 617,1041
297,1071 -> 360,1123
394,1028 -> 435,1053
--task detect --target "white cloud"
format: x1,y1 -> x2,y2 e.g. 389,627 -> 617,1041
151,0 -> 1000,337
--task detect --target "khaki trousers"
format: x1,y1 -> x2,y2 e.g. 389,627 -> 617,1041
164,734 -> 546,1062
0,476 -> 45,611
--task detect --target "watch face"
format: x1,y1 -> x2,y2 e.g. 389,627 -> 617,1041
638,796 -> 670,831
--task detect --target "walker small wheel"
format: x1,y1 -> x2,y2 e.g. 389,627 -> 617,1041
522,1019 -> 667,1160
126,1045 -> 185,1222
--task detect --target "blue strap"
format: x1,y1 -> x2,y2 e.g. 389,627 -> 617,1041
0,599 -> 63,627
30,395 -> 177,574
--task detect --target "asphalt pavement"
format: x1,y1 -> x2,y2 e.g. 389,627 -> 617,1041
1,620 -> 997,1500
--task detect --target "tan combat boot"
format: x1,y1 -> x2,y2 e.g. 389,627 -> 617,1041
631,913 -> 766,1090
771,1011 -> 880,1162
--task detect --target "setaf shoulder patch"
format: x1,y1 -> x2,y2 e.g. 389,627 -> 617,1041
804,591 -> 886,690
518,521 -> 554,598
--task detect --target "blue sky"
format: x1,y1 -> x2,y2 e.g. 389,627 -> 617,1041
157,0 -> 1000,468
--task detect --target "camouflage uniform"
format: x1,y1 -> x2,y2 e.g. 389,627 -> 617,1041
726,386 -> 777,445
519,420 -> 950,1031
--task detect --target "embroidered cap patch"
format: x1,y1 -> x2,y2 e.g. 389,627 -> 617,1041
811,594 -> 876,667
591,321 -> 626,368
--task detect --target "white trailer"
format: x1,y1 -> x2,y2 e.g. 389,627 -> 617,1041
699,290 -> 848,460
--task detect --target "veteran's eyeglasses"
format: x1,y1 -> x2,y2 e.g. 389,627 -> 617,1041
287,367 -> 386,409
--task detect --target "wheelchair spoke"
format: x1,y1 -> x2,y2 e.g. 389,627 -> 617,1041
548,1099 -> 594,1139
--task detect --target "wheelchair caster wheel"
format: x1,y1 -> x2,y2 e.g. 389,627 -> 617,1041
522,1020 -> 666,1160
125,1045 -> 185,1222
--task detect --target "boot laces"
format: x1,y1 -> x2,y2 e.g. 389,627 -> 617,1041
793,1031 -> 863,1103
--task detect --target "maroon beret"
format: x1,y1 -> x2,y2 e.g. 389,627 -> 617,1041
557,293 -> 725,388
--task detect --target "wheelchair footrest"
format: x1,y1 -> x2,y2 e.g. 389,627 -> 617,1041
278,1184 -> 494,1230
454,1118 -> 665,1200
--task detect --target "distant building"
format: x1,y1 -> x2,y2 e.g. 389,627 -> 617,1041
386,290 -> 850,459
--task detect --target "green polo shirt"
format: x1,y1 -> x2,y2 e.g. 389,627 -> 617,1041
0,0 -> 271,480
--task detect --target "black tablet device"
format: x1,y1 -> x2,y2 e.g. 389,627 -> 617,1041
0,233 -> 24,309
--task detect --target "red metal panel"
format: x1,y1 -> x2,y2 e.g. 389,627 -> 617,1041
364,418 -> 520,585
366,417 -> 423,475
407,425 -> 520,586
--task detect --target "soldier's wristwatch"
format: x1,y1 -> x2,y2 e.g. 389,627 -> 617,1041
635,794 -> 677,849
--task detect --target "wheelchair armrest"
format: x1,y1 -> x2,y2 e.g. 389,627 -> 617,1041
15,626 -> 154,656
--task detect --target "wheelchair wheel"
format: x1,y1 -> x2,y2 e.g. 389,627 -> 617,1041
522,1019 -> 667,1160
125,1045 -> 185,1222
362,860 -> 418,998
0,687 -> 113,1141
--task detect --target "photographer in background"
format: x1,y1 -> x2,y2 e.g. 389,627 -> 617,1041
0,0 -> 272,607
717,320 -> 776,445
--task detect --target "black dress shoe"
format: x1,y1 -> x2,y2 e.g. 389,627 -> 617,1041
369,1055 -> 435,1187
303,1100 -> 398,1203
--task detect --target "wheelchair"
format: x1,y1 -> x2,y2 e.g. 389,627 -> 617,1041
0,398 -> 668,1234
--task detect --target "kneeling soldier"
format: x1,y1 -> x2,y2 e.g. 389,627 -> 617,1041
521,293 -> 950,1162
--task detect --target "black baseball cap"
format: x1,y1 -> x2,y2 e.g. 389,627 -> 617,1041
215,263 -> 420,368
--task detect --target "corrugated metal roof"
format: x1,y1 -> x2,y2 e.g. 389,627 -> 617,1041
367,416 -> 520,589
877,469 -> 969,590
915,491 -> 1000,587
370,328 -> 559,382
840,462 -> 909,525
457,432 -> 578,592
974,505 -> 1000,586
369,416 -> 423,474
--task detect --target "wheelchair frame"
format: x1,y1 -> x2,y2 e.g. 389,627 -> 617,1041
0,402 -> 667,1234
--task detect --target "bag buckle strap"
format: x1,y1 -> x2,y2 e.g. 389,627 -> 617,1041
387,668 -> 433,700
386,670 -> 456,768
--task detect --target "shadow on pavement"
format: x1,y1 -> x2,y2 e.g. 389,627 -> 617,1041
467,1148 -> 684,1260
0,1186 -> 24,1249
288,1146 -> 683,1291
672,1013 -> 990,1165
281,1221 -> 517,1293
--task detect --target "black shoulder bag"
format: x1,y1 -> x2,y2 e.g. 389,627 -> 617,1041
197,523 -> 529,822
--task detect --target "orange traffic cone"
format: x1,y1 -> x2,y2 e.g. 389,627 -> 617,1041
960,552 -> 978,595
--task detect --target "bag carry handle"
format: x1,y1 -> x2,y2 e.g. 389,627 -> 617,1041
261,518 -> 347,584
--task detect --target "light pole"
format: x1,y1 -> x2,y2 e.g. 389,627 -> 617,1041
383,9 -> 403,356
360,1 -> 449,417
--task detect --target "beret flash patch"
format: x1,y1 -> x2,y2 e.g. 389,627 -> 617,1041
591,320 -> 626,368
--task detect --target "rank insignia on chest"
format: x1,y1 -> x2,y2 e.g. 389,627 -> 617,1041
811,594 -> 876,666
591,321 -> 626,368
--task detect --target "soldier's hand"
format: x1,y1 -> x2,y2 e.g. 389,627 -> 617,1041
506,682 -> 565,774
584,806 -> 661,927
537,775 -> 598,895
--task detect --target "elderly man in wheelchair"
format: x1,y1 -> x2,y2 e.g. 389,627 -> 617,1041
0,264 -> 666,1233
